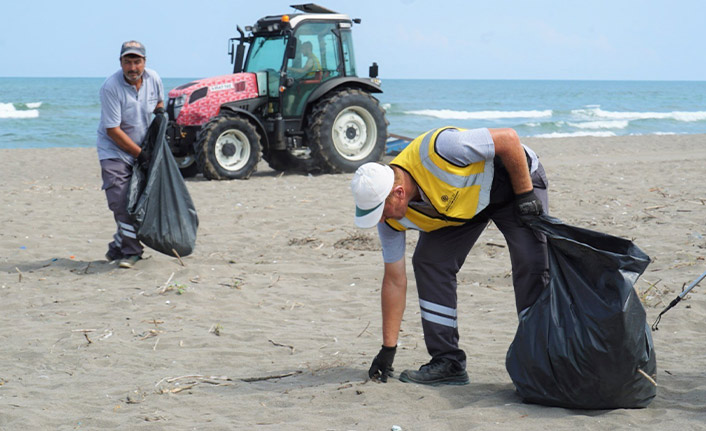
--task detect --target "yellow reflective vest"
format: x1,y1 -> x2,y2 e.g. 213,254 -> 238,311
386,127 -> 495,232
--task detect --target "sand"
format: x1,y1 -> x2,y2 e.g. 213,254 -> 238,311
1,134 -> 705,430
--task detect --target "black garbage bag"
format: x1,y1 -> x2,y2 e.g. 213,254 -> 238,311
505,214 -> 656,409
127,113 -> 199,257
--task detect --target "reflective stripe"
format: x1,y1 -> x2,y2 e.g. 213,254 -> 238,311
420,298 -> 457,317
419,131 -> 488,190
121,229 -> 137,239
394,216 -> 422,231
119,221 -> 137,239
421,310 -> 457,328
119,221 -> 136,233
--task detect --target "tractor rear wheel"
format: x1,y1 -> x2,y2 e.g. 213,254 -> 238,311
306,89 -> 388,173
195,116 -> 261,180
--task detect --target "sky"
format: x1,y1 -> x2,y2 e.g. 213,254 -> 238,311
2,0 -> 705,80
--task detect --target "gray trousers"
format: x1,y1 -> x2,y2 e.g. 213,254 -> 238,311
100,159 -> 142,257
411,163 -> 549,369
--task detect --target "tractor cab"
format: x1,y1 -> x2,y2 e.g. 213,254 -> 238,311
233,4 -> 360,118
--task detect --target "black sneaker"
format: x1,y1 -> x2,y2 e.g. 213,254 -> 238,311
399,359 -> 470,386
105,250 -> 123,263
118,255 -> 142,269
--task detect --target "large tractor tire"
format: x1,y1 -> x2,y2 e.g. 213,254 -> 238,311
195,116 -> 261,180
306,89 -> 388,173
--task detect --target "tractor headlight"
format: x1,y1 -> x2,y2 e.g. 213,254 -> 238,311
172,95 -> 187,119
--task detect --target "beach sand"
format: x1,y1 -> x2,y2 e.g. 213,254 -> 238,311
1,134 -> 705,430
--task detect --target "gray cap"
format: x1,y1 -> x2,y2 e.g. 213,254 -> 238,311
120,40 -> 146,58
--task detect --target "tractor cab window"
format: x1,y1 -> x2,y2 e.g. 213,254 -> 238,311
340,30 -> 356,77
245,35 -> 287,72
245,35 -> 288,98
283,22 -> 342,117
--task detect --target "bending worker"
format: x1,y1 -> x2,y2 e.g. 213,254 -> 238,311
350,127 -> 549,385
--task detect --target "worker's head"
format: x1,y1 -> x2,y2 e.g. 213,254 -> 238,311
350,162 -> 395,228
300,41 -> 313,55
120,40 -> 146,84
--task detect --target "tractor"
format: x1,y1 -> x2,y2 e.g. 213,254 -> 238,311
165,3 -> 389,180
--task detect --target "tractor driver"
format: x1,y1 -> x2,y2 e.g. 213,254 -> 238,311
288,41 -> 322,80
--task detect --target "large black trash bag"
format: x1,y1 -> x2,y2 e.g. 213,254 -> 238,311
505,214 -> 656,409
127,113 -> 199,257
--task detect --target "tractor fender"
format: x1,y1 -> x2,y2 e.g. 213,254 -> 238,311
218,102 -> 270,150
307,77 -> 383,106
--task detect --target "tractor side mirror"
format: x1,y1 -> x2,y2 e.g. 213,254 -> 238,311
285,38 -> 297,59
369,62 -> 379,78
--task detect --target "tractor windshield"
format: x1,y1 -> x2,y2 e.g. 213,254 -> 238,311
244,36 -> 287,72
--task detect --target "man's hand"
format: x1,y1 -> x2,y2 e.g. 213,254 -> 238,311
136,149 -> 150,169
515,189 -> 543,217
369,345 -> 396,382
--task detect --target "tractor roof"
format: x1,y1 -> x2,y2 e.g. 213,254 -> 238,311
253,3 -> 352,34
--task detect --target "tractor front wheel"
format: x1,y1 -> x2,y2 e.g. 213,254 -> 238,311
306,89 -> 388,173
195,116 -> 261,180
175,154 -> 199,178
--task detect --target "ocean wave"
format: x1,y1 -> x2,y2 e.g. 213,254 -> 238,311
406,109 -> 552,120
534,131 -> 616,139
573,107 -> 706,122
25,102 -> 42,109
0,102 -> 39,119
567,120 -> 629,130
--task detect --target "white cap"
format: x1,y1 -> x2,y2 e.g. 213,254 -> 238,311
350,162 -> 394,228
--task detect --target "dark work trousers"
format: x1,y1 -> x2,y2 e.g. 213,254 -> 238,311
100,159 -> 143,258
411,162 -> 549,370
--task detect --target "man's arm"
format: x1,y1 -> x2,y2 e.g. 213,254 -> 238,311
489,128 -> 532,194
367,257 -> 406,382
106,101 -> 162,157
106,127 -> 142,158
381,258 -> 407,347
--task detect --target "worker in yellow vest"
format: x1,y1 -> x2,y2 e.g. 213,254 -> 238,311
350,126 -> 548,385
288,41 -> 321,79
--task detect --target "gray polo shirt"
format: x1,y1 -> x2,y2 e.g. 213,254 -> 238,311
96,68 -> 164,163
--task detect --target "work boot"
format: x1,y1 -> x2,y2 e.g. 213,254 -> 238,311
119,255 -> 142,269
105,249 -> 123,263
399,358 -> 470,386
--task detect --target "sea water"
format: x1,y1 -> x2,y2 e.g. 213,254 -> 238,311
1,77 -> 705,149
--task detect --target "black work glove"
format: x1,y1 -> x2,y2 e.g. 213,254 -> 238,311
368,345 -> 396,382
136,149 -> 150,170
515,189 -> 543,218
154,106 -> 165,115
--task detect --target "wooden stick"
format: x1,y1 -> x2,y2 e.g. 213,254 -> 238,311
170,383 -> 197,393
172,249 -> 185,267
637,368 -> 657,386
357,321 -> 371,337
240,370 -> 302,382
158,272 -> 175,294
268,339 -> 295,353
15,267 -> 22,282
